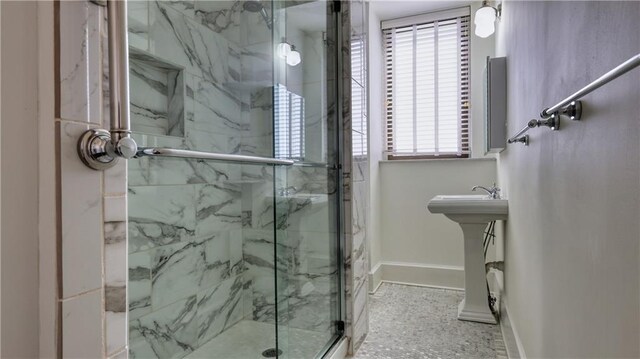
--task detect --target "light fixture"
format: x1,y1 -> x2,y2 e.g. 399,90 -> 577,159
474,1 -> 501,38
287,45 -> 301,66
277,40 -> 302,66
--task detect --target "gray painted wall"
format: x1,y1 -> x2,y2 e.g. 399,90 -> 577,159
1,1 -> 40,356
495,1 -> 640,357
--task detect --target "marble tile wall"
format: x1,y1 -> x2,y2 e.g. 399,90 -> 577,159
124,1 -> 278,357
59,1 -> 360,357
344,0 -> 370,355
57,1 -> 129,357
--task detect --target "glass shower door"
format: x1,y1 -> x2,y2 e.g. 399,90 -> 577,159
126,1 -> 341,358
272,1 -> 343,358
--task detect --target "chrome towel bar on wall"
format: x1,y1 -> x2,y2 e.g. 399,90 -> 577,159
77,0 -> 293,169
508,53 -> 640,146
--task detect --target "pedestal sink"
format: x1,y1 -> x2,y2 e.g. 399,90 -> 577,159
427,195 -> 508,324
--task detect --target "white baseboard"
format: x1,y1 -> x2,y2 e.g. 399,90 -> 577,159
368,262 -> 465,292
368,262 -> 383,293
499,296 -> 527,359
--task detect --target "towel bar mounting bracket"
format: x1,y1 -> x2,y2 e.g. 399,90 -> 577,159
77,129 -> 138,171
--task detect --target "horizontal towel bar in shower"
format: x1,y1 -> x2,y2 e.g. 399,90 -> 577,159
508,53 -> 640,146
136,147 -> 294,166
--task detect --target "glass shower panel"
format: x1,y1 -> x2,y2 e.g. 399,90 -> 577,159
274,1 -> 342,358
126,1 -> 340,358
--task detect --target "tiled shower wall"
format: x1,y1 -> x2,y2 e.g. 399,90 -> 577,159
56,0 -> 363,357
125,1 -> 270,356
341,0 -> 370,355
349,0 -> 369,353
56,1 -> 128,357
125,1 -> 340,357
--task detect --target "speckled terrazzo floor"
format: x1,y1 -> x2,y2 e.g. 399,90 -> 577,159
352,283 -> 506,359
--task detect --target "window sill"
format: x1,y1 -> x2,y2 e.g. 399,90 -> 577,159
379,156 -> 496,164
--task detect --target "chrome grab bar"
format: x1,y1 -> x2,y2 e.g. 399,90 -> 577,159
508,53 -> 640,146
136,147 -> 294,166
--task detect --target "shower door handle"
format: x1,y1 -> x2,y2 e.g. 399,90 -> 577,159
136,147 -> 295,166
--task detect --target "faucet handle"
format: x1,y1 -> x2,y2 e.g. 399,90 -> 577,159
490,184 -> 501,199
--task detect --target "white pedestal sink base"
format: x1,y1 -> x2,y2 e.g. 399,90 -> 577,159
458,223 -> 497,325
426,195 -> 507,326
458,299 -> 497,324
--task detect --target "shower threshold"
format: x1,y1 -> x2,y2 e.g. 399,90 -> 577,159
186,320 -> 332,359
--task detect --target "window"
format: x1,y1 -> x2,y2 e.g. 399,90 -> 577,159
274,84 -> 305,160
352,34 -> 367,157
383,7 -> 470,159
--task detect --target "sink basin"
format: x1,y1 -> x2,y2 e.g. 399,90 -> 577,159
427,195 -> 508,223
427,194 -> 509,324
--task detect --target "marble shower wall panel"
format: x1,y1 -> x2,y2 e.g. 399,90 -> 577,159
196,182 -> 243,235
147,1 -> 238,85
59,0 -> 102,124
128,185 -> 196,253
129,51 -> 185,137
344,0 -> 370,354
195,1 -> 242,45
57,1 -> 129,356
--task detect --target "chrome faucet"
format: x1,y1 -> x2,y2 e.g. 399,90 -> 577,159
472,183 -> 501,199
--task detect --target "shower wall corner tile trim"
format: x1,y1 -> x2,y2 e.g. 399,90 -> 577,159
56,2 -> 128,357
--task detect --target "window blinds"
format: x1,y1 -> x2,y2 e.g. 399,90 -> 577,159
384,10 -> 470,158
274,84 -> 305,160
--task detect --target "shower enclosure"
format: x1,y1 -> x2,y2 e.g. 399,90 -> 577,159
124,0 -> 343,358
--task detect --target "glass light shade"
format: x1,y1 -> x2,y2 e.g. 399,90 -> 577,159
277,42 -> 291,59
474,5 -> 497,38
475,21 -> 495,38
286,50 -> 301,66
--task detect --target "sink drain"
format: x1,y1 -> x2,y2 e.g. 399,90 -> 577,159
261,348 -> 282,358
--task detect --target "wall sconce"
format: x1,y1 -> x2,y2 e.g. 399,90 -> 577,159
277,41 -> 302,66
474,1 -> 501,38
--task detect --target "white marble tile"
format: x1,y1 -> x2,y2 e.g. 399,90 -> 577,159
62,290 -> 103,358
195,1 -> 241,45
106,307 -> 127,356
128,185 -> 196,252
130,295 -> 199,359
165,0 -> 196,18
129,250 -> 152,320
128,0 -> 149,51
104,158 -> 128,195
199,232 -> 233,286
149,1 -> 232,84
105,221 -> 127,284
88,4 -> 102,125
129,58 -> 172,135
150,240 -> 203,309
59,1 -> 101,124
104,195 -> 127,223
191,74 -> 246,136
196,275 -> 244,345
195,183 -> 243,235
59,121 -> 103,297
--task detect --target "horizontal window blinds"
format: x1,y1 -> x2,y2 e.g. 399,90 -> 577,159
384,12 -> 470,158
